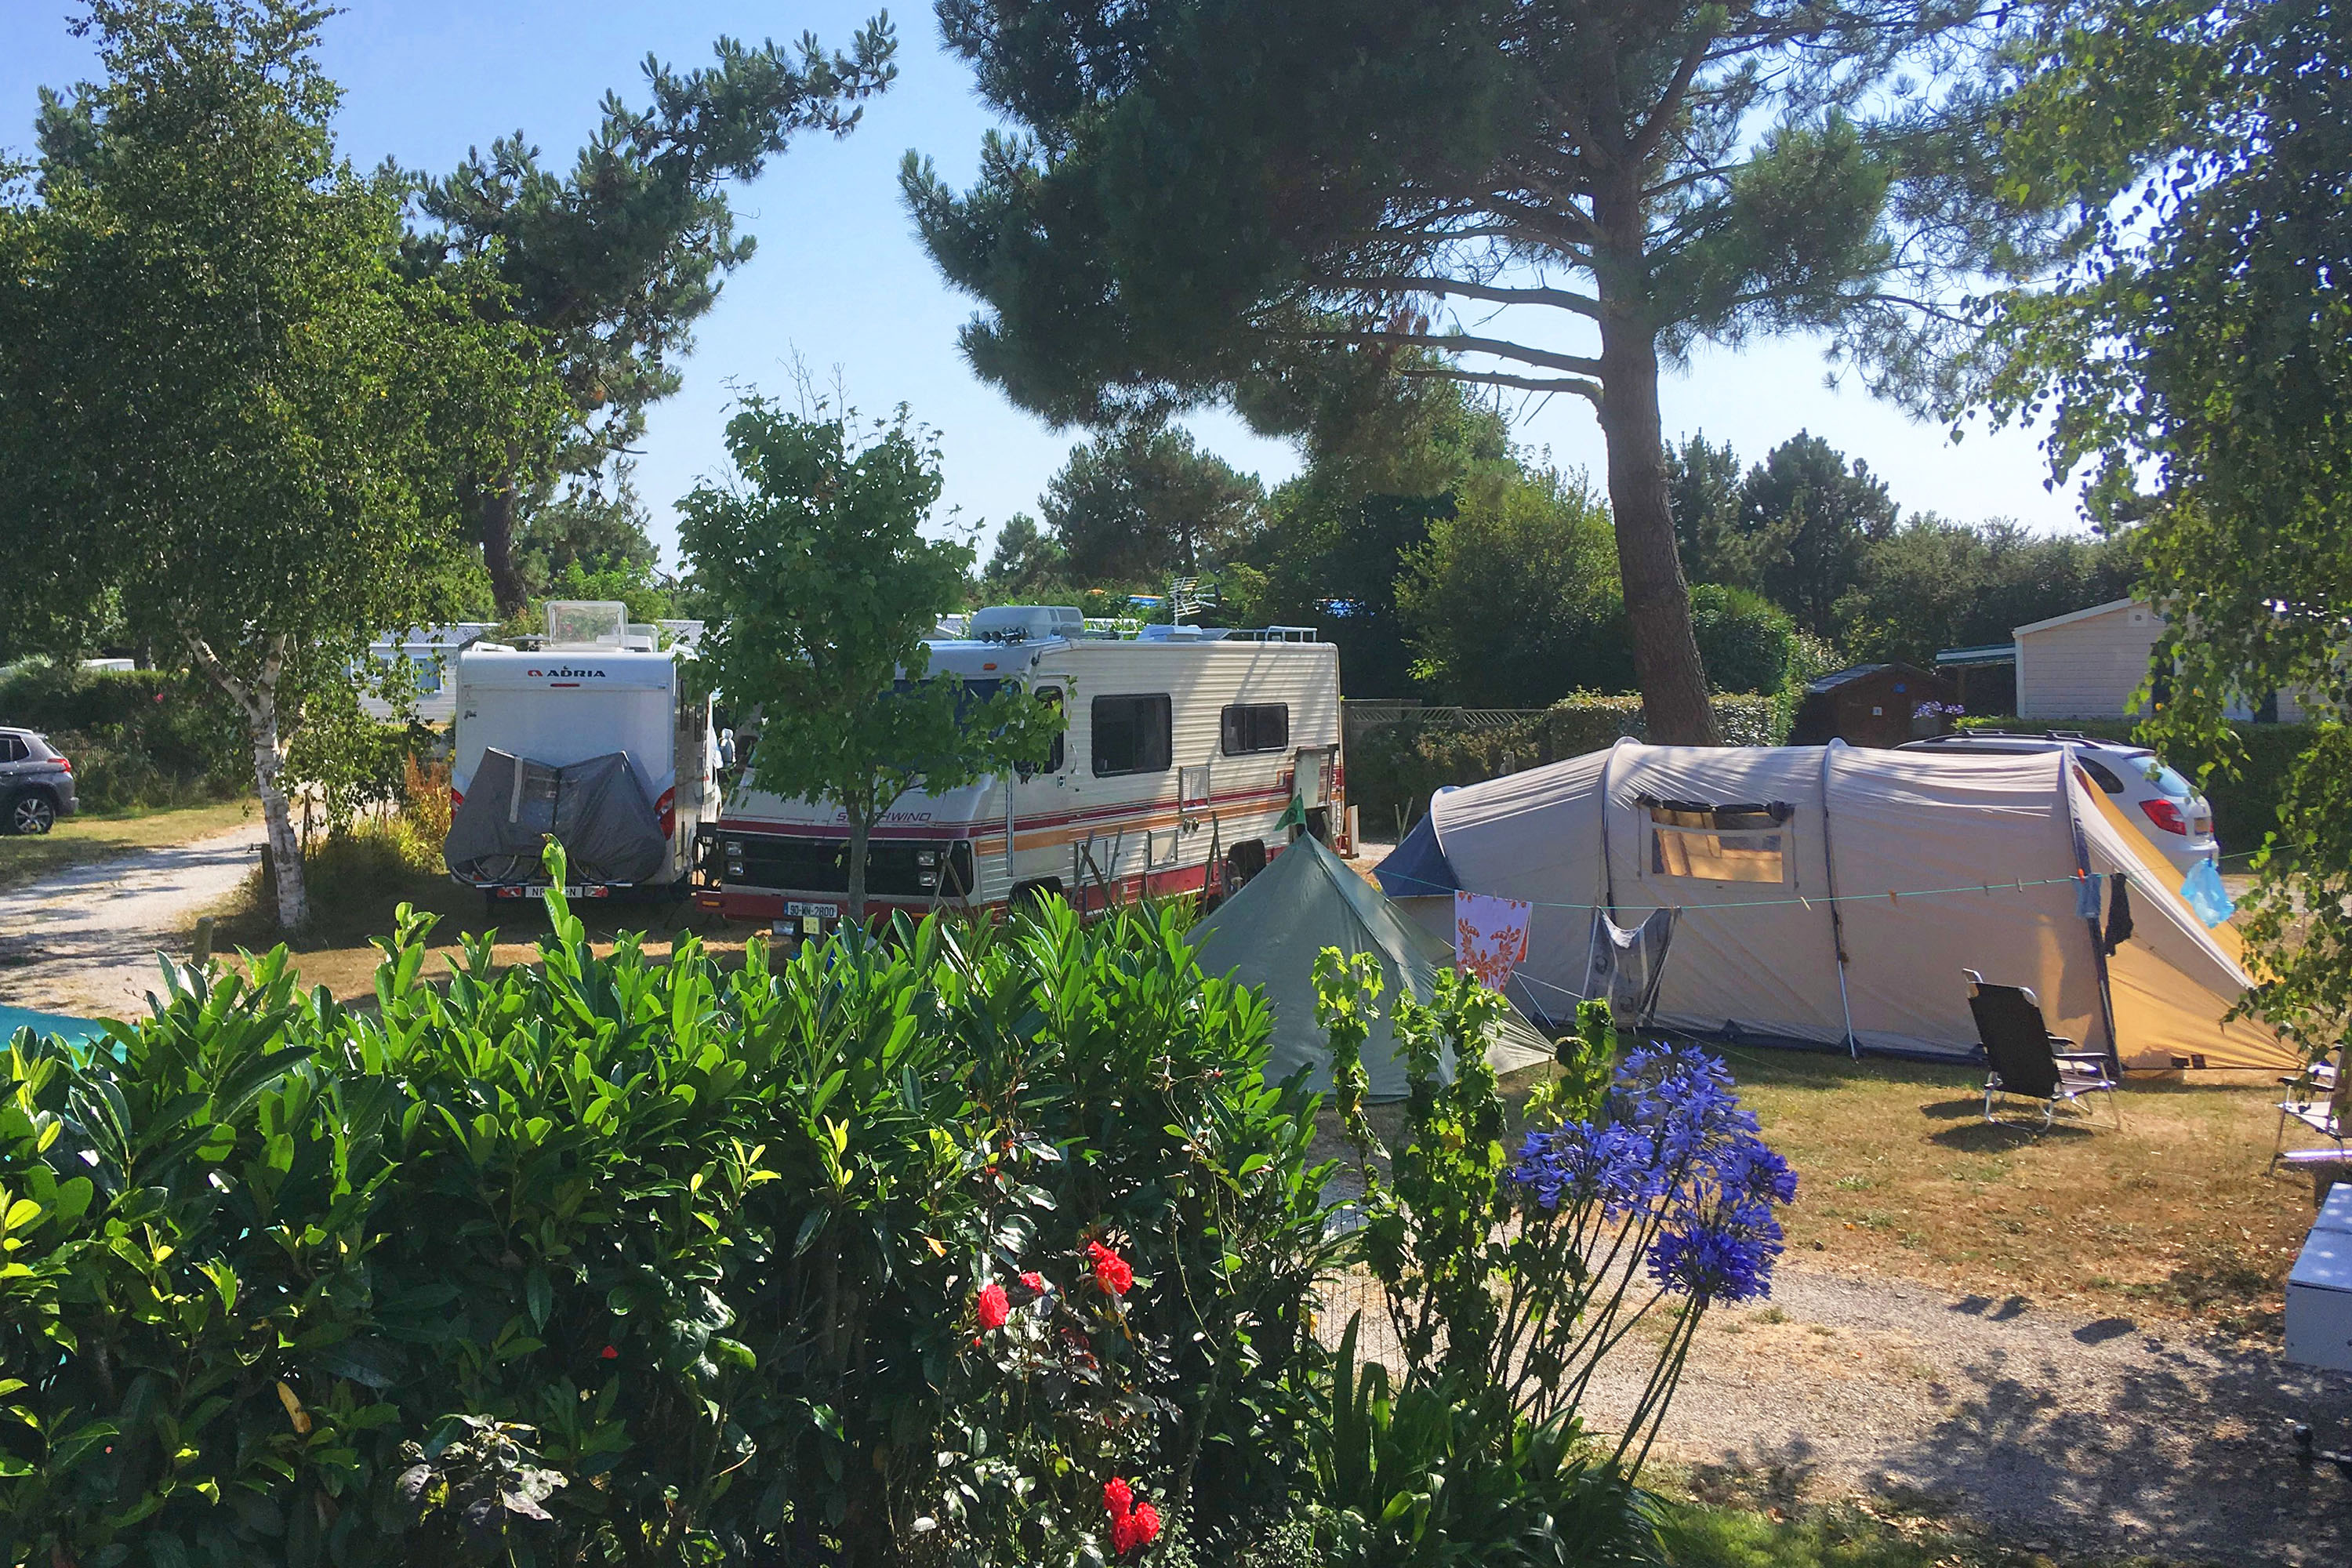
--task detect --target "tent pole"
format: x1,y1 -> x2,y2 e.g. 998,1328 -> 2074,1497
1818,742 -> 1860,1059
2061,750 -> 2126,1080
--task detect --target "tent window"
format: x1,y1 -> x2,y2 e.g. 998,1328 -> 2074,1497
1643,799 -> 1791,884
1092,694 -> 1172,776
1220,702 -> 1289,755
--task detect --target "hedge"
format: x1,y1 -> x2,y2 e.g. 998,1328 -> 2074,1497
1955,714 -> 2319,853
0,659 -> 246,811
1350,692 -> 1777,836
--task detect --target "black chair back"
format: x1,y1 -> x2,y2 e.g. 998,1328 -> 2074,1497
1968,981 -> 2061,1099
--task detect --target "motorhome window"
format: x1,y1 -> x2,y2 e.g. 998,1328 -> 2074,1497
1220,703 -> 1290,755
1644,799 -> 1791,884
1020,688 -> 1065,776
891,677 -> 1006,727
1092,694 -> 1172,775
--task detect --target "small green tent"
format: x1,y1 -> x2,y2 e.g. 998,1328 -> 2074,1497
1189,836 -> 1553,1098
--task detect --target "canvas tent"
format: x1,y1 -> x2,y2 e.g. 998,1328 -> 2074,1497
1376,739 -> 2293,1073
1189,835 -> 1555,1098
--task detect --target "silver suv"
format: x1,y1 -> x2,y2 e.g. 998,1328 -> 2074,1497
1,728 -> 78,835
1896,730 -> 2218,878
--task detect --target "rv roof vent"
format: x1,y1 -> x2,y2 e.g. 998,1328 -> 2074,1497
967,604 -> 1084,643
544,600 -> 627,650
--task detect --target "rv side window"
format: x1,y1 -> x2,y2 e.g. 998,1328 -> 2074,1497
1021,688 -> 1065,776
1645,800 -> 1791,884
1219,702 -> 1289,755
1092,694 -> 1172,776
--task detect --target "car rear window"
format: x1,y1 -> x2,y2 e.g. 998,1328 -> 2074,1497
0,735 -> 24,764
2144,761 -> 2196,800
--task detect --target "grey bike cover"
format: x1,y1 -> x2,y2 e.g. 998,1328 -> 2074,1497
445,749 -> 668,885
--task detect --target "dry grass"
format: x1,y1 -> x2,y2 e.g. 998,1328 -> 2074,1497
0,797 -> 257,891
1679,1047 -> 2314,1337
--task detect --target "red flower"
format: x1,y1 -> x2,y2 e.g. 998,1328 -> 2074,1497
600,1345 -> 618,1359
1086,1240 -> 1133,1298
1109,1500 -> 1161,1555
1020,1270 -> 1050,1295
1103,1477 -> 1133,1517
976,1282 -> 1011,1330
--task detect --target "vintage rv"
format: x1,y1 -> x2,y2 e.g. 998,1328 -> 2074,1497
695,606 -> 1344,930
444,602 -> 719,902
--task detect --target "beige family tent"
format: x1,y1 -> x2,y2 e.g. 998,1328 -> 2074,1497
1189,834 -> 1553,1098
1374,739 -> 2292,1073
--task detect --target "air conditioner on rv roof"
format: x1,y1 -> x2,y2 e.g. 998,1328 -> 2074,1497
967,604 -> 1085,643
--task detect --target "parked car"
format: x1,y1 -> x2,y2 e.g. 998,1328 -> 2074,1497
1895,729 -> 2218,877
1,727 -> 78,835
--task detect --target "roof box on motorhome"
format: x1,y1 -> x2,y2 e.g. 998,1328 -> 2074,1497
966,604 -> 1084,643
545,601 -> 628,650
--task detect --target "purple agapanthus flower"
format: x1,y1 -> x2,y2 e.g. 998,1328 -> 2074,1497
1509,1043 -> 1796,1305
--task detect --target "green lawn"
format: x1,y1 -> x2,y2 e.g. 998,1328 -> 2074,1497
0,797 -> 256,891
1661,1494 -> 2171,1567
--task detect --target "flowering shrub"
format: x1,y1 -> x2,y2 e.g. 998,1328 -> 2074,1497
1310,957 -> 1797,1559
0,842 -> 1334,1568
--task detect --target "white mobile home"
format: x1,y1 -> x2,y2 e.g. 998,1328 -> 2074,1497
2013,598 -> 2310,722
359,623 -> 496,724
698,609 -> 1343,927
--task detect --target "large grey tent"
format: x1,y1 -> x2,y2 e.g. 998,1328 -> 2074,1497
1189,835 -> 1553,1098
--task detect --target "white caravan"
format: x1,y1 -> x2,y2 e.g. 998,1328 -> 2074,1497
695,608 -> 1344,929
446,603 -> 718,901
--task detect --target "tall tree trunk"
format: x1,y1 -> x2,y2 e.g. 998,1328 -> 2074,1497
846,811 -> 870,926
480,474 -> 528,620
184,630 -> 308,927
1594,188 -> 1723,747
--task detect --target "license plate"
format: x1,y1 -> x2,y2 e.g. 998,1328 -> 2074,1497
493,884 -> 611,898
783,901 -> 839,920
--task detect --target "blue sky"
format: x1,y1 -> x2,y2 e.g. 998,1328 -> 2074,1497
4,1 -> 2089,570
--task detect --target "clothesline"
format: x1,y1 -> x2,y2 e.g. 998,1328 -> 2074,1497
1376,866 -> 2113,914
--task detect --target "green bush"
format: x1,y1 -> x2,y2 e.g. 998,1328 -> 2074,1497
1349,693 -> 1779,834
0,658 -> 245,811
1,851 -> 1334,1566
1955,713 -> 2317,852
1687,585 -> 1795,698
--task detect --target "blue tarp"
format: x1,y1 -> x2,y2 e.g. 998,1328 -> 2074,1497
1374,810 -> 1461,898
0,1004 -> 111,1048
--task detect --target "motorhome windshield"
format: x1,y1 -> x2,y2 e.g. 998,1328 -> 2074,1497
890,676 -> 1006,725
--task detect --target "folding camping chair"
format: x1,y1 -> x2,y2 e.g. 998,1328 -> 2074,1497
1964,970 -> 2123,1130
2270,1042 -> 2350,1173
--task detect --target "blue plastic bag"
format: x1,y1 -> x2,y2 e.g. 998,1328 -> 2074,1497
2179,858 -> 2236,928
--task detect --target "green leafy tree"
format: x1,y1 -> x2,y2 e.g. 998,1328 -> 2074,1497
1831,514 -> 2128,666
1687,585 -> 1795,697
1730,432 -> 1900,640
1397,466 -> 1630,707
1666,433 -> 1745,588
906,0 -> 2043,744
514,459 -> 662,601
978,510 -> 1067,599
1982,0 -> 2352,1049
679,399 -> 1064,920
1040,419 -> 1265,582
0,0 -> 550,927
405,20 -> 898,614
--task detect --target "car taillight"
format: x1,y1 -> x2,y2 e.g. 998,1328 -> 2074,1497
450,786 -> 464,811
657,788 -> 676,840
56,755 -> 71,773
2140,797 -> 2188,835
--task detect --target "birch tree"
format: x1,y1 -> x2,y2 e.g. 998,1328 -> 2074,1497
0,0 -> 550,927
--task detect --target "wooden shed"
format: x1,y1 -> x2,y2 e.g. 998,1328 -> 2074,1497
1787,663 -> 1958,749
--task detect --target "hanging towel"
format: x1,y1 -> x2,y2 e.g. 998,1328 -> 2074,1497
2179,858 -> 2236,928
2101,873 -> 2136,956
2074,870 -> 2103,923
1584,908 -> 1677,1029
1454,891 -> 1533,990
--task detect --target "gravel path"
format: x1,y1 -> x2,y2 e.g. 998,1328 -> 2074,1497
1574,1263 -> 2352,1565
0,820 -> 266,1016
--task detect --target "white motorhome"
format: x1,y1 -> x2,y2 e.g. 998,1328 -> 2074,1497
446,603 -> 718,901
695,607 -> 1344,929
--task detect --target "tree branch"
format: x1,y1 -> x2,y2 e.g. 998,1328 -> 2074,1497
1630,33 -> 1715,167
1316,274 -> 1602,318
1397,365 -> 1602,405
1278,326 -> 1602,378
